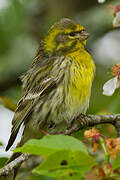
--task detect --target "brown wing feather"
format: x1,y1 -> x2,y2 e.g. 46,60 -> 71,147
6,54 -> 65,151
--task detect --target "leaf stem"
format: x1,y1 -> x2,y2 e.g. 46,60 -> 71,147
99,137 -> 109,163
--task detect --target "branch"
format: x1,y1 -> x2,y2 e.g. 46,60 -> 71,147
60,114 -> 120,135
0,114 -> 120,177
0,154 -> 29,177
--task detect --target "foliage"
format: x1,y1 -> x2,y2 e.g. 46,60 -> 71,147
15,135 -> 97,180
14,133 -> 120,179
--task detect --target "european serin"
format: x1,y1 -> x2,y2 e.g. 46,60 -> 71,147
6,18 -> 95,168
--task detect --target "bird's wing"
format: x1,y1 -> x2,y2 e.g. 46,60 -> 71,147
6,55 -> 66,151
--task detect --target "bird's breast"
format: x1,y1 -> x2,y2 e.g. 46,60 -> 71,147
64,50 -> 95,118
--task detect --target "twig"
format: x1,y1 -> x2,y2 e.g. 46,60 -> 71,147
0,114 -> 120,177
60,114 -> 120,135
0,154 -> 29,177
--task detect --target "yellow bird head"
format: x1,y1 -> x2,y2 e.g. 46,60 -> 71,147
44,18 -> 90,54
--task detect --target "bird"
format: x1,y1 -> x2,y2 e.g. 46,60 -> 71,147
6,18 -> 95,178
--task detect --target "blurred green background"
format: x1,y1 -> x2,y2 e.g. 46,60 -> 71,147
0,0 -> 120,179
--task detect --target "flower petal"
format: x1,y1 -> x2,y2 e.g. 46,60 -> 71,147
103,76 -> 118,96
98,0 -> 105,3
113,11 -> 120,28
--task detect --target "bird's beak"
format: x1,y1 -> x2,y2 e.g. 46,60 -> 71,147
81,31 -> 90,40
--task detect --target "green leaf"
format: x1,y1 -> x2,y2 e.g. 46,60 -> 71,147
33,150 -> 96,179
15,135 -> 88,156
21,174 -> 55,180
15,135 -> 96,179
112,153 -> 120,169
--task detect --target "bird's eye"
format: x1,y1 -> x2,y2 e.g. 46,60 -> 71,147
69,32 -> 76,37
80,29 -> 85,33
